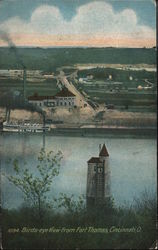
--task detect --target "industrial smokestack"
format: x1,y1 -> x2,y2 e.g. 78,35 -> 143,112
23,67 -> 27,100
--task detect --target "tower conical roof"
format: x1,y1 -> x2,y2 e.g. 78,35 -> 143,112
99,144 -> 109,157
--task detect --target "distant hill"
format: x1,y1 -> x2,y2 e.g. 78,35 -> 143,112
0,47 -> 156,71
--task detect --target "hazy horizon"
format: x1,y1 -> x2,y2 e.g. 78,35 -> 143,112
0,45 -> 156,49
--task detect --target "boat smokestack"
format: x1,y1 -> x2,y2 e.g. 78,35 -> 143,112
23,67 -> 26,100
6,108 -> 11,123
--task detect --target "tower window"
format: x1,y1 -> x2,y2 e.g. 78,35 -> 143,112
98,167 -> 103,173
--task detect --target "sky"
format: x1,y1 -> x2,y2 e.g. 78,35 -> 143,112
0,0 -> 156,48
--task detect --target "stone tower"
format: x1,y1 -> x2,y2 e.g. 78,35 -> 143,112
86,144 -> 110,208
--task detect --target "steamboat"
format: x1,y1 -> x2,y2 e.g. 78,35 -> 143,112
2,121 -> 50,133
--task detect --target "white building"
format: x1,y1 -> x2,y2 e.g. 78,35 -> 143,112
129,76 -> 133,81
28,88 -> 76,108
109,75 -> 112,80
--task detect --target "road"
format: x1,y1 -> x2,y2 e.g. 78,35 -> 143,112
57,70 -> 93,109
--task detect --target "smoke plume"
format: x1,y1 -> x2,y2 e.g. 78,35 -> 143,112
0,31 -> 25,68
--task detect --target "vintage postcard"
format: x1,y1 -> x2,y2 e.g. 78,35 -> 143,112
0,0 -> 157,249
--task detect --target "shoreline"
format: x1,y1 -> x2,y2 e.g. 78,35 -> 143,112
50,127 -> 157,138
1,126 -> 156,139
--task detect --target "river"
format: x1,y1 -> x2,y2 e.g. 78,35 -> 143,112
0,133 -> 156,209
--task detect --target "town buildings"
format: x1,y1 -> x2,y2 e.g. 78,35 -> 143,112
86,144 -> 110,208
28,88 -> 76,108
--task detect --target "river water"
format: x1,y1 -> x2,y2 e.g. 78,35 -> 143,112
0,133 -> 157,209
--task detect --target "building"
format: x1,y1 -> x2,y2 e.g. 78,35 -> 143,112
86,144 -> 110,208
28,88 -> 76,108
54,88 -> 76,107
28,93 -> 45,107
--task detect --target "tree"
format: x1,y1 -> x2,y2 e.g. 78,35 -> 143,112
54,193 -> 86,214
6,148 -> 63,220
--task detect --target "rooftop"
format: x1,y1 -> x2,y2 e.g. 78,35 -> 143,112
99,144 -> 109,157
88,157 -> 102,164
28,93 -> 55,101
28,88 -> 75,101
54,88 -> 75,97
28,93 -> 45,101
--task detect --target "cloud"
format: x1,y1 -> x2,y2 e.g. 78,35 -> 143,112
0,1 -> 156,46
0,16 -> 31,34
30,5 -> 64,35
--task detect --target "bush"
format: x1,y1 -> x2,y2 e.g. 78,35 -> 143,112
2,191 -> 156,249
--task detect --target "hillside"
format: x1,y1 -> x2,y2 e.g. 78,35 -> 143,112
0,47 -> 156,71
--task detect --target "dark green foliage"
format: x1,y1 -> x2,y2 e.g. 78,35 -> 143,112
54,193 -> 86,214
2,192 -> 156,249
0,47 -> 156,70
78,67 -> 156,82
76,67 -> 156,111
0,78 -> 59,101
2,152 -> 157,249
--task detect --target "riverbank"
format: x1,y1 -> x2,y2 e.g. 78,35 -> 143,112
1,126 -> 156,139
50,126 -> 157,138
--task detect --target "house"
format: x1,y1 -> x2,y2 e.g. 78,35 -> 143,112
86,144 -> 110,208
28,88 -> 76,108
